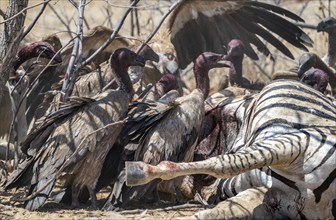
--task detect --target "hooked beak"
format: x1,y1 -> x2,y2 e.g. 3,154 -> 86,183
316,21 -> 326,32
135,55 -> 146,67
54,53 -> 62,63
298,53 -> 317,78
148,51 -> 160,63
216,56 -> 231,68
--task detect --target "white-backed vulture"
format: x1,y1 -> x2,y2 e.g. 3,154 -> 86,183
0,42 -> 62,142
298,52 -> 336,96
4,48 -> 146,210
102,51 -> 230,210
26,26 -> 129,128
317,17 -> 336,69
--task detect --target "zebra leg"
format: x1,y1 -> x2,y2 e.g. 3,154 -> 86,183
175,186 -> 270,220
126,130 -> 309,185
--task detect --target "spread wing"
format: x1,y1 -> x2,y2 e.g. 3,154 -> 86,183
168,0 -> 313,68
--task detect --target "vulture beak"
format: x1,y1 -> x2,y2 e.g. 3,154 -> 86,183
316,20 -> 326,32
54,53 -> 63,63
216,56 -> 231,68
298,53 -> 317,78
148,51 -> 160,63
135,55 -> 146,67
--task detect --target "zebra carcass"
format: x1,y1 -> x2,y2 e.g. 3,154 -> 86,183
126,80 -> 336,219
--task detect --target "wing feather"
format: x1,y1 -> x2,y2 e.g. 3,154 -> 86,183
168,0 -> 313,68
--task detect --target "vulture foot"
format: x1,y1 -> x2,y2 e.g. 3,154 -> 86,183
101,202 -> 123,211
175,187 -> 187,205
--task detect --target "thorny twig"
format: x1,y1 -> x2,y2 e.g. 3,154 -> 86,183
22,0 -> 52,39
0,9 -> 5,19
80,0 -> 140,68
0,1 -> 47,24
136,0 -> 183,53
48,3 -> 73,39
60,0 -> 86,102
103,6 -> 114,29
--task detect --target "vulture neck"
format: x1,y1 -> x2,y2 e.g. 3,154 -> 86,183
315,55 -> 336,95
327,30 -> 336,68
110,59 -> 134,100
229,57 -> 243,87
13,44 -> 41,71
193,64 -> 210,98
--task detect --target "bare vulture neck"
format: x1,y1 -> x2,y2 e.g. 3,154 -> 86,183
229,57 -> 243,87
13,44 -> 41,71
327,29 -> 336,68
193,64 -> 210,98
110,59 -> 134,100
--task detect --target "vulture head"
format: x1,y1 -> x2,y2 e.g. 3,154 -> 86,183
194,52 -> 230,71
225,39 -> 245,62
138,44 -> 160,63
110,48 -> 146,99
16,41 -> 62,67
317,17 -> 336,34
156,73 -> 179,97
111,48 -> 146,69
300,68 -> 329,94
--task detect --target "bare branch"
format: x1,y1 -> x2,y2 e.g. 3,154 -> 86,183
22,0 -> 51,39
0,1 -> 46,24
60,0 -> 86,102
136,0 -> 183,53
80,0 -> 140,68
0,9 -> 5,19
48,3 -> 73,39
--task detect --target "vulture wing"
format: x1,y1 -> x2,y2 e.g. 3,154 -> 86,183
121,100 -> 178,144
168,0 -> 314,69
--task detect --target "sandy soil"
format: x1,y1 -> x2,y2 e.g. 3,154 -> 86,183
0,187 -> 203,219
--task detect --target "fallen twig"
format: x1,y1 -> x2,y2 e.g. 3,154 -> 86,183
119,203 -> 210,215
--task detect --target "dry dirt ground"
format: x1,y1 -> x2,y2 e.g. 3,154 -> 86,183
0,187 -> 203,219
0,0 -> 335,219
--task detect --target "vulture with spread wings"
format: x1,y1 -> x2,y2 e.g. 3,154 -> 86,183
166,0 -> 313,69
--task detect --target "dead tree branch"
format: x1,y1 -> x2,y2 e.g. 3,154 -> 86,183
0,9 -> 5,19
0,1 -> 44,25
48,3 -> 73,39
80,0 -> 140,68
60,0 -> 86,102
136,0 -> 183,53
22,0 -> 51,39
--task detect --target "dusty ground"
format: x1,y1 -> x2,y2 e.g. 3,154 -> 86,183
0,187 -> 203,219
0,0 -> 335,219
